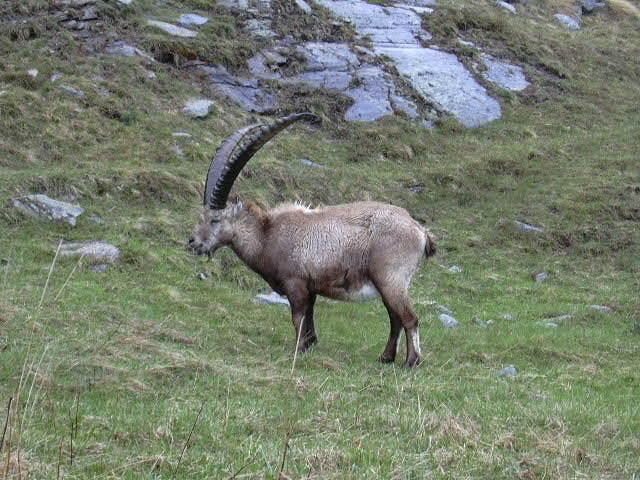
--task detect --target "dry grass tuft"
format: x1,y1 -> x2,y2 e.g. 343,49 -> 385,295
427,412 -> 480,443
608,0 -> 640,17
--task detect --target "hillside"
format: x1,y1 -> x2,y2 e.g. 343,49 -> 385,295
1,0 -> 639,478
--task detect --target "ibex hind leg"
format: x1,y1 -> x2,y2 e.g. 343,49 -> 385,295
377,286 -> 422,368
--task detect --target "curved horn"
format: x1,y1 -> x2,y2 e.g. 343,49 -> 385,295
204,112 -> 321,209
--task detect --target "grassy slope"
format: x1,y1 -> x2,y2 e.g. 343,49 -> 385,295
1,0 -> 639,478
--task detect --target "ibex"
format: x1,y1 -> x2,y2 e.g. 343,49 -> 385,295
188,113 -> 436,367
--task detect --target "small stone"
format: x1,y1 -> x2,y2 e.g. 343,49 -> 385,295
147,20 -> 198,38
88,214 -> 104,224
543,322 -> 559,328
496,1 -> 516,13
60,241 -> 121,263
439,313 -> 459,328
300,158 -> 325,169
503,313 -> 515,321
60,85 -> 85,97
179,14 -> 209,26
183,99 -> 215,119
448,265 -> 462,273
533,271 -> 549,283
554,14 -> 581,31
435,304 -> 454,315
497,365 -> 518,377
590,305 -> 614,313
197,272 -> 210,280
514,220 -> 544,233
11,194 -> 84,226
294,0 -> 313,13
582,0 -> 606,14
544,314 -> 572,323
255,292 -> 290,306
28,69 -> 39,78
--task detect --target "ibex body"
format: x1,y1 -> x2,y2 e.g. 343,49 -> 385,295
189,114 -> 436,367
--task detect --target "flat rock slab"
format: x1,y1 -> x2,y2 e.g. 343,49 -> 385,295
146,20 -> 198,38
315,0 -> 502,127
199,65 -> 278,113
60,240 -> 121,263
482,54 -> 530,91
12,194 -> 84,226
379,45 -> 501,127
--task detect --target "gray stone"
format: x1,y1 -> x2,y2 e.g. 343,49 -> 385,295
496,365 -> 518,377
294,0 -> 313,13
439,313 -> 459,328
255,291 -> 290,306
199,65 -> 278,113
183,98 -> 215,118
117,0 -> 133,4
60,85 -> 85,97
383,46 -> 502,127
60,241 -> 121,263
12,194 -> 84,226
582,0 -> 606,14
91,264 -> 109,273
514,220 -> 544,233
590,304 -> 614,313
147,20 -> 198,38
482,55 -> 530,91
179,13 -> 209,26
300,158 -> 325,168
105,41 -> 155,62
545,314 -> 572,323
448,265 -> 462,273
554,14 -> 581,30
496,1 -> 517,13
245,18 -> 276,39
473,317 -> 488,328
316,0 -> 502,127
533,271 -> 549,283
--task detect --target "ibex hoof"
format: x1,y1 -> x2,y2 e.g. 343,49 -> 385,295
378,354 -> 396,364
403,356 -> 422,368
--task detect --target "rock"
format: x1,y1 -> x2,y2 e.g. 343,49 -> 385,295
146,20 -> 198,38
179,14 -> 209,26
503,313 -> 515,321
582,0 -> 606,14
514,220 -> 544,233
496,1 -> 517,13
533,271 -> 549,283
197,272 -> 210,280
60,85 -> 85,97
554,14 -> 581,31
544,314 -> 572,323
245,18 -> 277,39
11,194 -> 84,226
590,304 -> 614,313
481,54 -> 530,91
105,41 -> 155,62
183,99 -> 215,118
300,158 -> 325,168
316,0 -> 502,127
60,240 -> 121,263
439,313 -> 459,328
294,0 -> 313,13
199,65 -> 278,113
448,265 -> 462,273
117,0 -> 133,4
496,365 -> 518,377
255,291 -> 290,306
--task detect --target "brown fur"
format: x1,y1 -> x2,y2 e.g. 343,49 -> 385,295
189,200 -> 435,367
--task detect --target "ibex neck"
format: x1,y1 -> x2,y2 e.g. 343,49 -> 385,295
229,204 -> 268,272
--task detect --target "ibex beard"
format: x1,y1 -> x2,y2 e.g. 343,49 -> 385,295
188,113 -> 436,367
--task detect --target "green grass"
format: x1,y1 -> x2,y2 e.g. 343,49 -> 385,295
1,0 -> 639,478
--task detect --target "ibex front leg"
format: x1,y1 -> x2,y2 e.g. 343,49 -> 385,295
285,282 -> 317,353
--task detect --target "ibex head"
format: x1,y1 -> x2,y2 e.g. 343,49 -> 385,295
188,113 -> 320,256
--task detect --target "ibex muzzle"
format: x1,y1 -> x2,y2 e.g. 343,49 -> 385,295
188,113 -> 436,367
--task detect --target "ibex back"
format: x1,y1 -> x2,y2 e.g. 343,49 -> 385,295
188,113 -> 436,367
